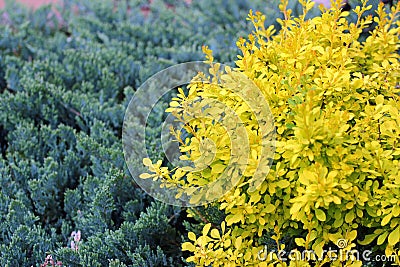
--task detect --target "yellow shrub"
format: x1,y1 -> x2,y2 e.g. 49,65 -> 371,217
142,0 -> 400,266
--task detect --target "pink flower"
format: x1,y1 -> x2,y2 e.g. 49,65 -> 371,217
70,240 -> 76,251
141,5 -> 151,17
40,254 -> 61,267
313,0 -> 332,7
74,230 -> 81,242
70,230 -> 81,251
312,0 -> 349,8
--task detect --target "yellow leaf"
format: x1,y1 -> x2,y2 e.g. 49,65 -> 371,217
313,239 -> 325,259
189,193 -> 203,205
299,170 -> 311,185
276,180 -> 290,189
377,232 -> 389,245
393,206 -> 400,217
139,173 -> 152,179
358,233 -> 378,245
345,210 -> 355,223
182,242 -> 196,251
143,158 -> 152,167
315,209 -> 326,222
269,64 -> 277,70
264,204 -> 276,213
188,232 -> 197,242
169,101 -> 180,107
388,226 -> 400,246
235,236 -> 242,249
224,239 -> 231,247
351,78 -> 363,89
211,229 -> 220,239
312,45 -> 325,54
376,95 -> 384,105
226,213 -> 243,226
203,223 -> 212,236
211,163 -> 226,174
249,192 -> 261,203
348,261 -> 363,267
348,230 -> 357,241
381,213 -> 392,226
290,202 -> 303,217
186,256 -> 196,262
295,238 -> 305,247
304,66 -> 315,75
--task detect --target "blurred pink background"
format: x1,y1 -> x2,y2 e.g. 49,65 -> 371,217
0,0 -> 59,9
313,0 -> 332,7
0,0 -> 332,10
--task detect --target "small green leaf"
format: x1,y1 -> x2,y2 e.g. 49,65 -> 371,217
345,210 -> 355,223
358,234 -> 378,245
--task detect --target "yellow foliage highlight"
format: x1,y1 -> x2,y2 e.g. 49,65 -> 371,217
143,0 -> 400,265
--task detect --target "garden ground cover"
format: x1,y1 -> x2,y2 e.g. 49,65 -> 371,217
0,0 -> 398,266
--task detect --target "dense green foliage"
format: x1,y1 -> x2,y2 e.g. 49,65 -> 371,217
0,0 -> 322,266
3,0 -> 395,266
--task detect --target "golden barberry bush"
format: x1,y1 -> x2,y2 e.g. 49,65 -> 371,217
142,0 -> 400,266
